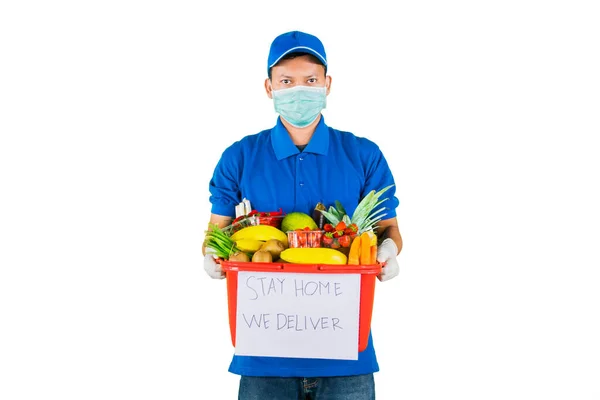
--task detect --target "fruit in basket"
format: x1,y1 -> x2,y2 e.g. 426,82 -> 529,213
370,243 -> 377,265
260,239 -> 286,260
360,232 -> 371,265
324,221 -> 357,234
230,225 -> 288,247
345,231 -> 378,265
235,239 -> 265,253
249,208 -> 284,218
347,235 -> 362,265
229,251 -> 250,262
319,185 -> 394,234
252,250 -> 273,263
249,208 -> 285,229
281,212 -> 318,233
279,248 -> 347,265
338,235 -> 352,248
287,230 -> 323,248
321,234 -> 334,246
321,220 -> 358,255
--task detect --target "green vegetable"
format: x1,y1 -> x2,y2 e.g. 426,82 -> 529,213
204,223 -> 241,259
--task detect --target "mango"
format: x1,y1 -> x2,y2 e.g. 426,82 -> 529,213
281,212 -> 318,232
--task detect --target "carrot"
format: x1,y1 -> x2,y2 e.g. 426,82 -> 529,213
348,235 -> 361,265
360,232 -> 371,265
370,244 -> 377,265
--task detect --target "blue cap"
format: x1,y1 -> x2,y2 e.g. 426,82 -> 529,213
267,31 -> 327,75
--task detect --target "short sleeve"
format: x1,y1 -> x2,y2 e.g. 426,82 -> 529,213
360,141 -> 400,220
209,144 -> 243,218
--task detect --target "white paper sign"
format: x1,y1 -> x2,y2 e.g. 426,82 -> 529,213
235,271 -> 361,360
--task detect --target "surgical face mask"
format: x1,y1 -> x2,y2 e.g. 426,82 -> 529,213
272,85 -> 327,128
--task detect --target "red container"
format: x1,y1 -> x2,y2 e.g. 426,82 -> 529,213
220,260 -> 381,352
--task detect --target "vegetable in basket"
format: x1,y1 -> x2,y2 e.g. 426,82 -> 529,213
203,223 -> 243,260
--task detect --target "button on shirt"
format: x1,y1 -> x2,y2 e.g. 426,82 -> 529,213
209,116 -> 399,377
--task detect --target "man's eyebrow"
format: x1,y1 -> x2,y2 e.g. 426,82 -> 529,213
276,74 -> 319,79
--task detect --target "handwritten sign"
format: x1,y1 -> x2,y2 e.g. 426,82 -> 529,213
234,271 -> 361,360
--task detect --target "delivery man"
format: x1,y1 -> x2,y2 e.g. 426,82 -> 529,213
203,30 -> 403,399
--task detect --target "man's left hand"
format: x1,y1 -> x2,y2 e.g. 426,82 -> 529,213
377,238 -> 399,282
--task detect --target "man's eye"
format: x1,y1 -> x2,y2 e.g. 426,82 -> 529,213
281,79 -> 291,84
308,78 -> 317,83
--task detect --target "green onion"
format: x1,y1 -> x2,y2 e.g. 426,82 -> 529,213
204,223 -> 240,259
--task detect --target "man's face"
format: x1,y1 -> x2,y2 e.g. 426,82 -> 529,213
265,54 -> 331,98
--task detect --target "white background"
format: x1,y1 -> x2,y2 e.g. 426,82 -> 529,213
1,1 -> 599,399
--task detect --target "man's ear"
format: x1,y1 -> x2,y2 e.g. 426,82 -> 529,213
325,75 -> 332,96
265,78 -> 273,99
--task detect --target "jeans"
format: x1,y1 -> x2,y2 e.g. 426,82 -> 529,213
238,374 -> 375,400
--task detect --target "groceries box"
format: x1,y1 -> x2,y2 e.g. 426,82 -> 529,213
220,260 -> 381,360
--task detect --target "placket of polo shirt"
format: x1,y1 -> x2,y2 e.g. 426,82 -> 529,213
295,153 -> 305,205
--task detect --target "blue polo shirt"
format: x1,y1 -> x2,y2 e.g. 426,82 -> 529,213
209,115 -> 399,377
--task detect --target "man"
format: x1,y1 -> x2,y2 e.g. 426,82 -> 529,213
203,31 -> 402,400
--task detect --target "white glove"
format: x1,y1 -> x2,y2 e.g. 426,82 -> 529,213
203,253 -> 225,279
377,238 -> 399,282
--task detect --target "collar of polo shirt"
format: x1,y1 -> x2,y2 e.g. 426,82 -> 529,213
270,116 -> 330,160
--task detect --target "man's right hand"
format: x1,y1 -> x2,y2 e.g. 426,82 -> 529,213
203,253 -> 225,279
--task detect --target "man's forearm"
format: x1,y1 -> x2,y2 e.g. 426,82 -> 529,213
378,224 -> 403,255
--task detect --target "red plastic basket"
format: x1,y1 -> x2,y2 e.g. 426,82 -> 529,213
220,260 -> 381,352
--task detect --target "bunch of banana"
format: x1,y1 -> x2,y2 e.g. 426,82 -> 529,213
279,248 -> 347,265
234,238 -> 265,253
230,225 -> 289,248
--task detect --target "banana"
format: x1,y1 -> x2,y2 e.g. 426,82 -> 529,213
235,239 -> 265,253
279,248 -> 347,265
230,225 -> 288,247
